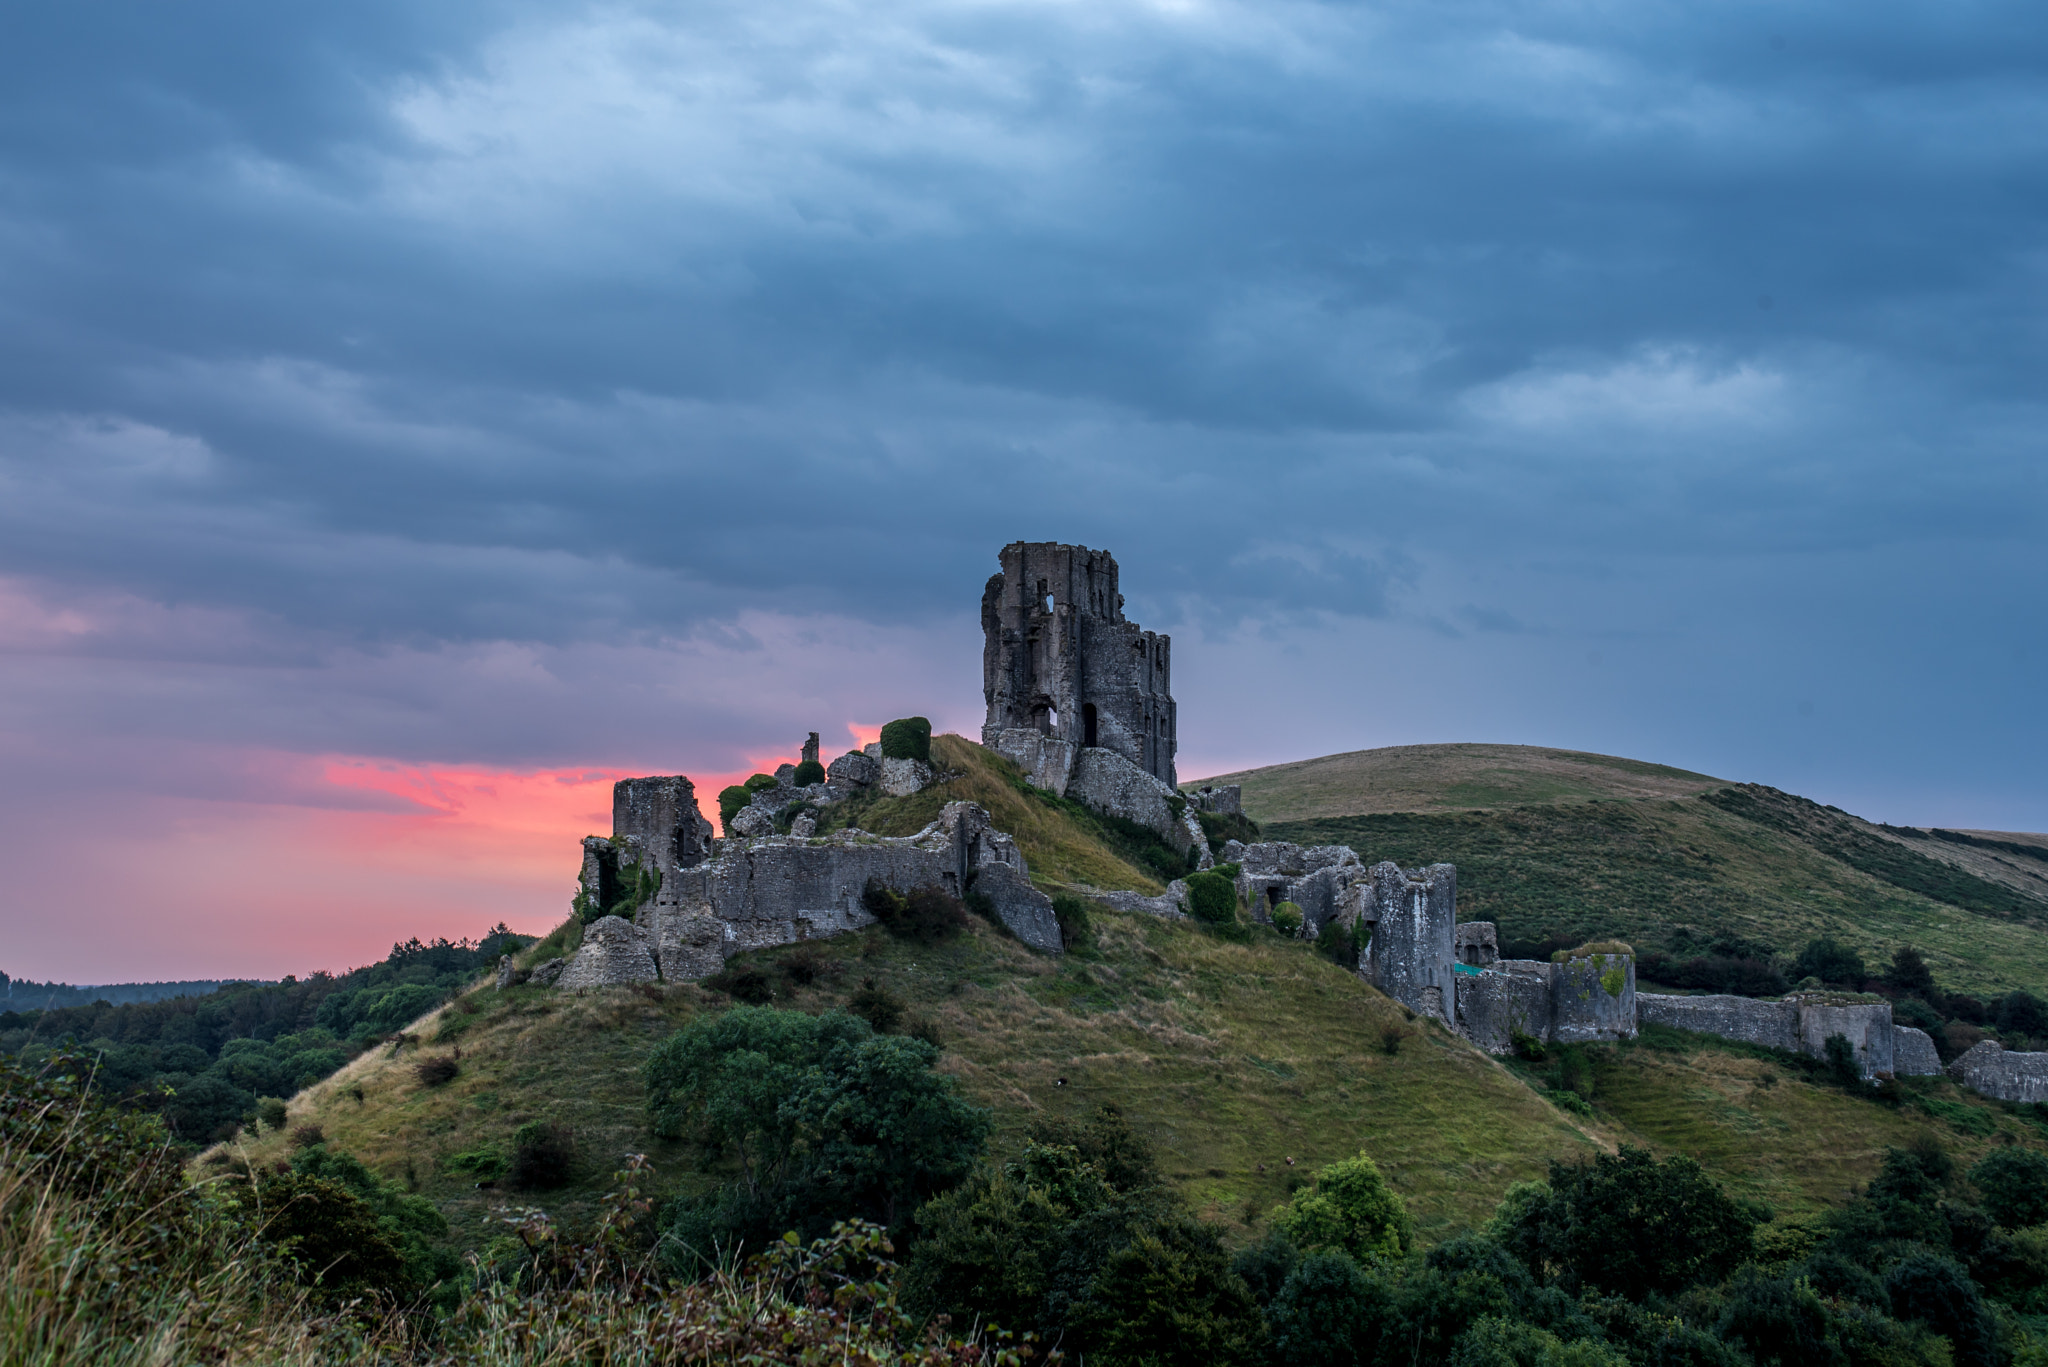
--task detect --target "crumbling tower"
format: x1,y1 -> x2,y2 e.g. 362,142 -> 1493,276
981,541 -> 1176,785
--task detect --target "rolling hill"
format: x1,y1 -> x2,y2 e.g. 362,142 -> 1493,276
1198,743 -> 2048,1000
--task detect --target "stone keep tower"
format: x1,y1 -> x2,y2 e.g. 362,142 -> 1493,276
981,542 -> 1177,785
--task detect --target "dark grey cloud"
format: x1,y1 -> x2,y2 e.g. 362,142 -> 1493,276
0,0 -> 2042,827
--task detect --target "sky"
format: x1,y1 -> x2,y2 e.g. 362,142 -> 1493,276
1,0 -> 2043,983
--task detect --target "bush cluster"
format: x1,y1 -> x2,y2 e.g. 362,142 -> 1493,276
507,1120 -> 575,1190
1186,871 -> 1239,925
861,878 -> 970,943
647,1006 -> 989,1266
792,759 -> 826,786
878,716 -> 932,764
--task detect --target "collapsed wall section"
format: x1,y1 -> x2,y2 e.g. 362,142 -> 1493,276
562,800 -> 1064,987
1950,1041 -> 2048,1102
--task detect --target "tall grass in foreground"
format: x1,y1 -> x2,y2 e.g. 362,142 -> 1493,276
1,1055 -> 1048,1365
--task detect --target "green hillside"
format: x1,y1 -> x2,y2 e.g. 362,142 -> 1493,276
1202,743 -> 2048,999
1196,742 -> 1722,823
207,736 -> 2038,1273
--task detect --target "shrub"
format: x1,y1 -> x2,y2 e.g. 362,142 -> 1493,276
252,1171 -> 409,1302
1271,901 -> 1305,937
718,784 -> 753,830
879,717 -> 932,764
1379,1026 -> 1406,1056
1887,945 -> 1940,1003
445,1147 -> 507,1183
288,1123 -> 324,1149
508,1120 -> 575,1190
257,1096 -> 290,1133
1553,1046 -> 1594,1098
1970,1146 -> 2048,1229
706,962 -> 776,1005
1317,916 -> 1366,968
744,773 -> 779,793
1823,1033 -> 1863,1088
1185,871 -> 1238,925
1274,1151 -> 1413,1268
792,759 -> 826,786
862,879 -> 968,943
849,978 -> 905,1035
415,1055 -> 460,1087
1197,808 -> 1262,855
1051,894 -> 1094,948
1897,996 -> 1945,1033
779,948 -> 827,986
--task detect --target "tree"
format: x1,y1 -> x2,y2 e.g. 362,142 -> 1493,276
1997,990 -> 2048,1040
644,1005 -> 869,1186
1500,1147 -> 1763,1299
780,1033 -> 991,1229
649,1006 -> 989,1264
1061,1215 -> 1267,1367
1971,1147 -> 2048,1230
1268,1251 -> 1392,1367
1792,938 -> 1866,987
1274,1151 -> 1413,1268
1886,946 -> 1940,1004
1450,1316 -> 1627,1367
1886,1252 -> 1998,1367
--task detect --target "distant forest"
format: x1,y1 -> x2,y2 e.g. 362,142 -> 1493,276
0,973 -> 272,1010
0,927 -> 529,1146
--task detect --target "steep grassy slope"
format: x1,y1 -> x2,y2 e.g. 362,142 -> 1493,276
1196,743 -> 1722,823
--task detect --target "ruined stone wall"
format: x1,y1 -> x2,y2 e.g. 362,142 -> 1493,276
1552,951 -> 1637,1044
1363,862 -> 1456,1024
1222,841 -> 1364,932
612,776 -> 713,880
627,801 -> 1062,979
1796,999 -> 1896,1079
1456,962 -> 1555,1054
981,542 -> 1176,785
1637,992 -> 1924,1079
1896,1026 -> 1943,1076
1950,1041 -> 2048,1103
1637,993 -> 1801,1052
1454,922 -> 1499,968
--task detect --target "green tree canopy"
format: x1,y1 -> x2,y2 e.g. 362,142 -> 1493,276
1274,1151 -> 1413,1268
1497,1147 -> 1764,1300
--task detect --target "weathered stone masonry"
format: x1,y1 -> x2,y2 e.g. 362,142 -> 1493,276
982,541 -> 1176,785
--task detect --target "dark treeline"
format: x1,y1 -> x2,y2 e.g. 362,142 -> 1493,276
0,928 -> 526,1145
0,973 -> 271,1009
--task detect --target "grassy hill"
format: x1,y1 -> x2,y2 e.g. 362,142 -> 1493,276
1200,743 -> 2048,1000
1196,743 -> 1723,823
207,736 -> 2043,1273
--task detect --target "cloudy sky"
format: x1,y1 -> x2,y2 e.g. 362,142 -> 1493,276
2,0 -> 2042,981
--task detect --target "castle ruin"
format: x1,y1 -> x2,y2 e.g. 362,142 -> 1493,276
982,542 -> 1176,786
539,540 -> 2015,1097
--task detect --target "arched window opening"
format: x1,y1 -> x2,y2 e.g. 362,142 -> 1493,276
1082,703 -> 1098,747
